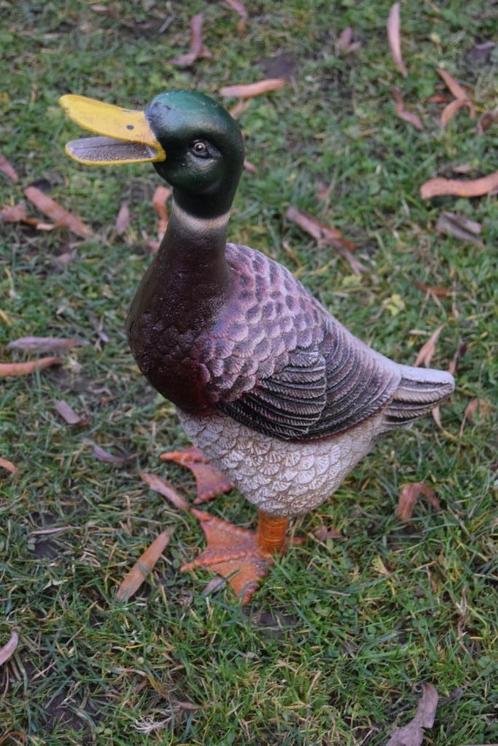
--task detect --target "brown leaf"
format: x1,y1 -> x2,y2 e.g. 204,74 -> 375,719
202,576 -> 226,596
387,3 -> 407,77
436,212 -> 483,246
140,472 -> 190,512
437,68 -> 472,105
224,0 -> 248,33
24,186 -> 92,238
440,97 -> 473,127
152,185 -> 171,239
243,159 -> 257,174
160,448 -> 233,504
84,440 -> 132,466
451,163 -> 473,174
7,336 -> 87,353
286,206 -> 366,275
0,203 -> 28,223
386,684 -> 439,746
54,400 -> 82,426
477,107 -> 498,134
0,357 -> 62,378
420,170 -> 498,199
229,100 -> 251,119
432,405 -> 443,429
335,27 -> 361,54
115,201 -> 130,236
448,342 -> 467,376
414,326 -> 443,367
116,528 -> 174,601
392,88 -> 423,130
414,282 -> 451,299
460,398 -> 493,435
314,525 -> 343,541
396,483 -> 441,523
0,457 -> 18,474
170,14 -> 211,67
0,631 -> 19,666
0,202 -> 56,230
220,79 -> 286,99
0,153 -> 18,182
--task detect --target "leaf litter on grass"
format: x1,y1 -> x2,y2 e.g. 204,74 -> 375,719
116,528 -> 175,601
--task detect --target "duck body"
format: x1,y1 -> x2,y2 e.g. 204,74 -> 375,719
127,204 -> 453,517
61,89 -> 455,600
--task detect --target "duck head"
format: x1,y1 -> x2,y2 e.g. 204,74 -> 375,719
60,90 -> 245,218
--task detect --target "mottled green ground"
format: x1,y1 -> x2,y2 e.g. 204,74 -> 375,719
0,1 -> 496,744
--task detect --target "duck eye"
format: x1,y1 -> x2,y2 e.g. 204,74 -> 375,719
190,140 -> 210,158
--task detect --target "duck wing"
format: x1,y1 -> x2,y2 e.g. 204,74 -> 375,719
220,330 -> 400,442
208,243 -> 400,441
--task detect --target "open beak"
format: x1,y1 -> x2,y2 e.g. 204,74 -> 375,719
59,94 -> 166,165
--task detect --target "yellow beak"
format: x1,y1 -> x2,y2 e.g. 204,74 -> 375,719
59,94 -> 166,165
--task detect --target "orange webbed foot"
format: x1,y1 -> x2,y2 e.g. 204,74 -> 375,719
181,510 -> 274,604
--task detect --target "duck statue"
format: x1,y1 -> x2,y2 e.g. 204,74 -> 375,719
60,91 -> 455,602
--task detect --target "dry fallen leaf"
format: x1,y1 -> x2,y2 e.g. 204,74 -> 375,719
414,282 -> 451,299
396,483 -> 441,522
414,326 -> 444,367
243,159 -> 257,174
54,400 -> 83,426
115,201 -> 130,236
386,684 -> 439,746
420,170 -> 498,199
0,202 -> 55,230
0,357 -> 62,378
7,336 -> 87,353
229,99 -> 251,119
0,203 -> 29,223
460,398 -> 493,435
477,107 -> 498,134
286,206 -> 366,275
335,27 -> 361,54
24,186 -> 92,238
0,631 -> 19,666
84,439 -> 132,466
448,342 -> 467,377
202,576 -> 226,596
314,525 -> 343,541
152,185 -> 172,238
387,3 -> 407,77
392,88 -> 423,130
140,471 -> 190,512
0,153 -> 18,182
441,97 -> 474,128
116,528 -> 174,601
224,0 -> 248,33
451,163 -> 473,175
170,13 -> 211,67
160,447 -> 233,504
220,79 -> 286,99
437,68 -> 473,109
436,212 -> 483,246
0,457 -> 18,474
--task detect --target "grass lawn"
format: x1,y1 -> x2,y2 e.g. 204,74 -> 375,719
0,1 -> 496,743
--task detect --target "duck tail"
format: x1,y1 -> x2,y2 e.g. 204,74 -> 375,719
382,364 -> 455,429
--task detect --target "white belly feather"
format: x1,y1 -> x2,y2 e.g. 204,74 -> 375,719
177,409 -> 385,517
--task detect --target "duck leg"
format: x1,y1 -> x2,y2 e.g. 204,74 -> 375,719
181,509 -> 289,604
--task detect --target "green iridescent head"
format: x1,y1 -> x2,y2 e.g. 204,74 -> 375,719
60,89 -> 245,218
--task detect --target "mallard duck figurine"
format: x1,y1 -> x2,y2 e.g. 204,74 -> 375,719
60,91 -> 455,602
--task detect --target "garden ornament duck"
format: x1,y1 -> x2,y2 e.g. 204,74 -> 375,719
60,91 -> 455,603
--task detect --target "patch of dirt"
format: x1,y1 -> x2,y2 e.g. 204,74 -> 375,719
260,51 -> 297,80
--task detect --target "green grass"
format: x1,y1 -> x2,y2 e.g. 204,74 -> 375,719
1,1 -> 497,743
